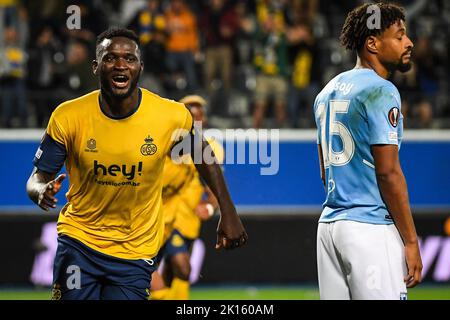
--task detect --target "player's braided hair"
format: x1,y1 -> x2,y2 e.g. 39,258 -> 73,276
340,2 -> 405,52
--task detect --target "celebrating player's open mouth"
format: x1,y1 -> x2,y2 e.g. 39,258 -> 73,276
111,74 -> 130,89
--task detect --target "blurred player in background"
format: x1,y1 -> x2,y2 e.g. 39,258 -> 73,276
314,3 -> 422,300
26,28 -> 247,300
151,95 -> 224,300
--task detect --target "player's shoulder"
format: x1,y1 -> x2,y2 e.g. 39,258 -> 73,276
52,90 -> 100,119
363,78 -> 401,108
350,69 -> 399,96
140,87 -> 187,112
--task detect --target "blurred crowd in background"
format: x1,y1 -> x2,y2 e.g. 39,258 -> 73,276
0,0 -> 449,129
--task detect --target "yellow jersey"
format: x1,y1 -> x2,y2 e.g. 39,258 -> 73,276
163,138 -> 224,240
46,88 -> 193,260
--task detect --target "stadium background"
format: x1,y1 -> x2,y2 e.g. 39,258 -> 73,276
0,0 -> 449,299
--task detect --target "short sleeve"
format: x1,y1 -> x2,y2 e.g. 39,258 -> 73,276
365,85 -> 403,146
46,109 -> 69,147
313,96 -> 322,145
170,103 -> 194,152
32,109 -> 69,173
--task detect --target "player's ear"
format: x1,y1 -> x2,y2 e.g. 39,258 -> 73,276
366,35 -> 378,54
92,60 -> 98,76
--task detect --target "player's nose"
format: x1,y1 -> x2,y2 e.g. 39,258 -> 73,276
405,35 -> 413,50
113,57 -> 128,70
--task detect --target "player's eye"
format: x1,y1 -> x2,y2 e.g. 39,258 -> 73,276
104,55 -> 114,62
126,56 -> 137,63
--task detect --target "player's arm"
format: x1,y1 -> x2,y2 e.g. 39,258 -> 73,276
372,144 -> 422,288
317,144 -> 326,188
193,139 -> 248,250
195,187 -> 219,221
26,130 -> 67,211
26,168 -> 66,211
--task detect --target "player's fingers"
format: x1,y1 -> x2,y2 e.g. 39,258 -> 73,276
222,237 -> 231,249
407,267 -> 422,288
37,198 -> 51,211
404,267 -> 414,283
42,191 -> 57,203
215,235 -> 224,250
53,174 -> 66,191
240,232 -> 249,245
55,174 -> 66,184
39,197 -> 57,209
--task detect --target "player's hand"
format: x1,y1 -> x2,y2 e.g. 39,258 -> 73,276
195,202 -> 215,221
404,242 -> 423,288
37,174 -> 66,211
215,205 -> 248,250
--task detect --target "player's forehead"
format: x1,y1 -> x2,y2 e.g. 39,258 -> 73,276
382,19 -> 407,37
98,37 -> 139,56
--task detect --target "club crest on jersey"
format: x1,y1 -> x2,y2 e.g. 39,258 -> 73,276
388,107 -> 400,127
141,135 -> 157,156
85,138 -> 98,153
51,283 -> 62,300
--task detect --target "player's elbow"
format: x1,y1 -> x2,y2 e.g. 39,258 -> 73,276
375,166 -> 402,184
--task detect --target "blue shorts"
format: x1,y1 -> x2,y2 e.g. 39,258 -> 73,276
157,229 -> 193,261
52,235 -> 157,300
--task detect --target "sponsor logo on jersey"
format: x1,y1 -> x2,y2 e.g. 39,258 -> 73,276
35,147 -> 43,159
388,107 -> 400,127
141,135 -> 157,156
388,131 -> 398,142
93,160 -> 142,180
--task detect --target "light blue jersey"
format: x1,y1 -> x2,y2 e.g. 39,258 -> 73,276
313,68 -> 403,225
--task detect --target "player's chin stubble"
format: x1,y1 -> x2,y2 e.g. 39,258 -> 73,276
397,59 -> 413,73
396,52 -> 413,73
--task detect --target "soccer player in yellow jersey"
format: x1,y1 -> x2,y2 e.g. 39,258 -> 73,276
26,28 -> 247,300
151,95 -> 222,300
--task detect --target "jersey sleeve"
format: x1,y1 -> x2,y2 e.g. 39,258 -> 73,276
170,104 -> 194,151
365,85 -> 403,146
313,96 -> 322,145
32,108 -> 69,173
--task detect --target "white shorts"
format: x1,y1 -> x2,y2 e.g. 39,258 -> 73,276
317,220 -> 408,300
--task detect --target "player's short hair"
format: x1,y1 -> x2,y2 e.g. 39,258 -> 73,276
340,2 -> 406,52
95,28 -> 140,58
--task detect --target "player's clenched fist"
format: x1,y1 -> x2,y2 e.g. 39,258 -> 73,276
38,174 -> 66,211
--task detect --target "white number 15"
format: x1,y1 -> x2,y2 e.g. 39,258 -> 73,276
317,100 -> 355,167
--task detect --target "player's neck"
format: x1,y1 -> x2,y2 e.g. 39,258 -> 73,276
100,88 -> 140,118
354,55 -> 391,79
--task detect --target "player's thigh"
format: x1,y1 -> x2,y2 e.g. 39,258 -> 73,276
170,251 -> 191,279
317,223 -> 351,300
52,237 -> 101,300
334,221 -> 407,300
